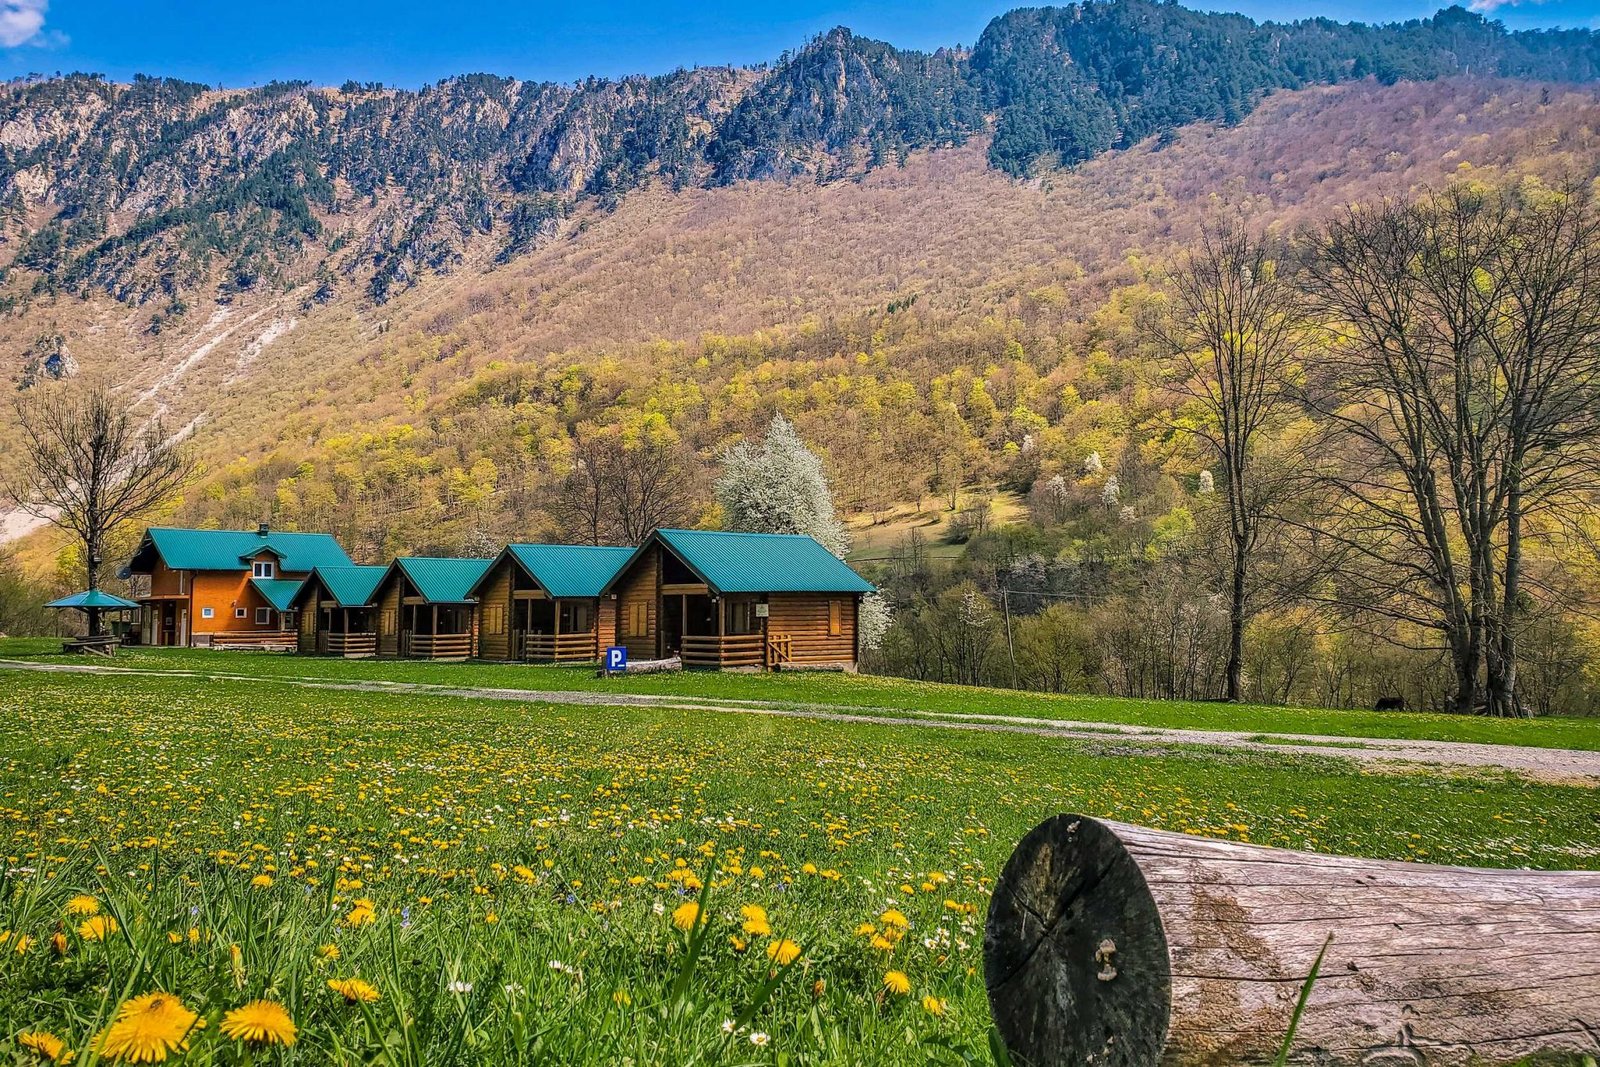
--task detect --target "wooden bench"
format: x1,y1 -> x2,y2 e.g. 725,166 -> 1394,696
63,635 -> 120,656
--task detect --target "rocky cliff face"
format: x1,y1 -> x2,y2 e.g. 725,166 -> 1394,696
0,1 -> 1596,326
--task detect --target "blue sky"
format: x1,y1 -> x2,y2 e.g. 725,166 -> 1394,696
0,0 -> 1595,89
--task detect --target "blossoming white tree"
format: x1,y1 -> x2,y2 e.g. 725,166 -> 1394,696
715,414 -> 891,649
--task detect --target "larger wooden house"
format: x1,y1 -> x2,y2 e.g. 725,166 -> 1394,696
599,529 -> 876,670
470,544 -> 634,662
372,557 -> 493,660
124,525 -> 353,648
291,565 -> 388,657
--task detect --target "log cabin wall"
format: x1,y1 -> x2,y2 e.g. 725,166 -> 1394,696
477,558 -> 513,661
596,597 -> 618,656
376,579 -> 402,656
615,545 -> 660,660
297,584 -> 320,652
766,593 -> 858,666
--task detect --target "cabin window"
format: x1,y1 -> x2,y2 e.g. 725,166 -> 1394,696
234,607 -> 248,619
828,600 -> 842,637
255,607 -> 272,625
483,605 -> 505,636
252,560 -> 276,579
201,607 -> 214,619
382,609 -> 396,634
626,601 -> 647,638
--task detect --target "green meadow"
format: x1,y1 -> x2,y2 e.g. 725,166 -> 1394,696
0,649 -> 1595,1064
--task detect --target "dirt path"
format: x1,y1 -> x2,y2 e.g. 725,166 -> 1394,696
4,659 -> 1596,785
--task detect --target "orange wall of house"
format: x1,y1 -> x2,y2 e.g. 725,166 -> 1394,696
189,571 -> 279,633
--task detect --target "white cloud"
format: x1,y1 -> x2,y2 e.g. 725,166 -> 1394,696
1467,0 -> 1546,11
0,0 -> 48,48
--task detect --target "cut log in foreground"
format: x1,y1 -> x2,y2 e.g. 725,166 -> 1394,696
984,814 -> 1600,1066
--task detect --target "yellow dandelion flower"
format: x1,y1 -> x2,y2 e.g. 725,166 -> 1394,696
870,934 -> 896,952
766,939 -> 801,966
250,874 -> 273,889
854,922 -> 877,937
64,895 -> 100,917
729,935 -> 748,952
883,970 -> 911,996
78,915 -> 118,941
671,902 -> 701,932
611,989 -> 632,1006
11,933 -> 36,954
800,863 -> 819,876
220,999 -> 297,1047
314,942 -> 340,960
739,904 -> 767,924
165,931 -> 183,945
96,991 -> 204,1063
922,995 -> 948,1016
880,909 -> 909,929
327,977 -> 380,1004
49,932 -> 67,956
344,900 -> 375,927
18,1030 -> 71,1062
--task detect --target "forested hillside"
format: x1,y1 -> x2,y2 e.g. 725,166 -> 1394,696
5,4 -> 1600,714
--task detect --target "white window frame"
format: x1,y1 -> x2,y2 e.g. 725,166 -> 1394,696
201,606 -> 214,619
252,560 -> 276,579
235,607 -> 248,619
255,607 -> 272,626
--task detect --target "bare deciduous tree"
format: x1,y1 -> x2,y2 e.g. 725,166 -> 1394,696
1302,182 -> 1600,716
4,384 -> 194,635
549,432 -> 696,546
1155,219 -> 1303,701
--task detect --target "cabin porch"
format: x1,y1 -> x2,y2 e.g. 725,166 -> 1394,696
315,605 -> 377,658
665,592 -> 774,669
511,594 -> 599,662
399,602 -> 475,660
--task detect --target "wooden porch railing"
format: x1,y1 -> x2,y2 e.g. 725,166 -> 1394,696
209,631 -> 297,651
323,632 -> 378,658
767,632 -> 792,665
518,631 -> 598,662
680,633 -> 766,668
404,632 -> 473,660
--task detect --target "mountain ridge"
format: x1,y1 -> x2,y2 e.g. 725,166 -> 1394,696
2,1 -> 1598,321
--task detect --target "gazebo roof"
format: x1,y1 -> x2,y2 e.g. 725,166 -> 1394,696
47,589 -> 142,610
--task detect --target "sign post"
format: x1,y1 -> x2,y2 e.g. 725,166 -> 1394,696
604,645 -> 628,675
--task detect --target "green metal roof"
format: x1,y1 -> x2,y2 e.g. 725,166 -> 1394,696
495,544 -> 635,599
296,565 -> 388,608
251,578 -> 305,612
644,529 -> 875,595
47,589 -> 141,610
131,527 -> 353,574
393,557 -> 494,603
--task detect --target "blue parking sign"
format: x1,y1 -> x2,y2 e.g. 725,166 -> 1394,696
604,646 -> 628,673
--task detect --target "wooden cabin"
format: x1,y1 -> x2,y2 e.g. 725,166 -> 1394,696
372,557 -> 493,660
470,544 -> 633,663
291,565 -> 387,657
599,529 -> 875,670
123,525 -> 353,648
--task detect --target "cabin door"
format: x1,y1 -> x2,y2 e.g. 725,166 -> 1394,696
661,596 -> 684,657
160,603 -> 177,646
